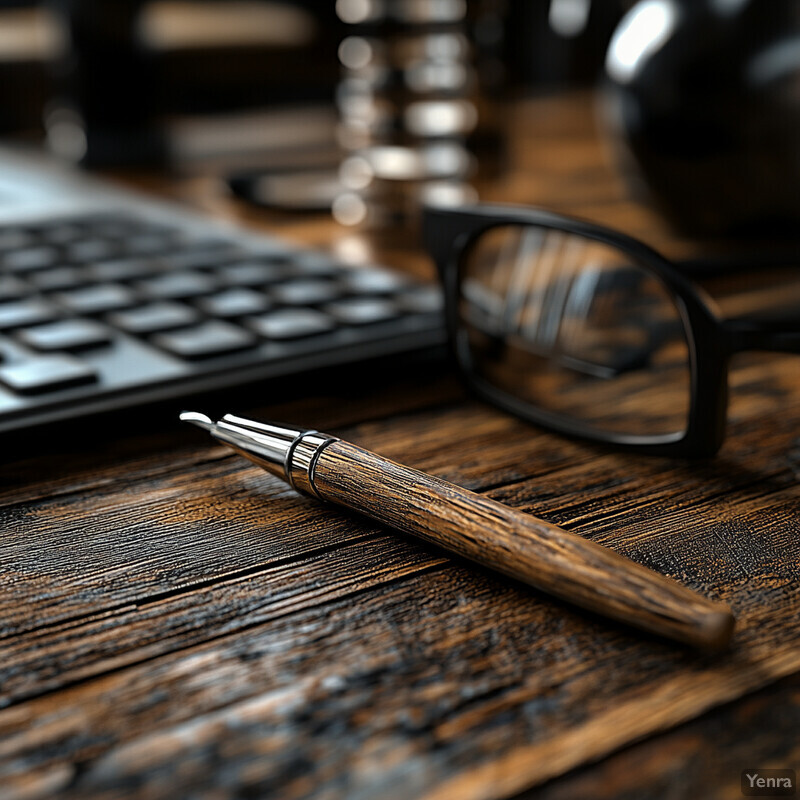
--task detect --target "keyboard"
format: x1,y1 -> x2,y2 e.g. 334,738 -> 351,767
0,150 -> 445,435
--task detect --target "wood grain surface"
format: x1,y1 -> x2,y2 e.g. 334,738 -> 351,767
1,93 -> 798,800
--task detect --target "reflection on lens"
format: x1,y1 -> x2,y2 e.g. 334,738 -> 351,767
460,225 -> 691,438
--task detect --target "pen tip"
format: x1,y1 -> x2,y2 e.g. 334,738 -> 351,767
179,411 -> 214,431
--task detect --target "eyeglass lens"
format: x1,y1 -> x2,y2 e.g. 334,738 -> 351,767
459,225 -> 693,439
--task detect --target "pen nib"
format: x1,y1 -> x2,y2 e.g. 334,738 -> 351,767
179,411 -> 214,431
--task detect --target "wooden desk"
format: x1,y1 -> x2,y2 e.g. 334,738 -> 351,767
1,94 -> 798,800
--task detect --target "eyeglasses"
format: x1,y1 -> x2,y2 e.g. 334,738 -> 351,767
423,203 -> 800,457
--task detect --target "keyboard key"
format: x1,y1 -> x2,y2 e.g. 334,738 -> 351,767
3,246 -> 60,272
67,238 -> 118,263
248,309 -> 335,340
17,318 -> 112,352
108,302 -> 199,334
136,271 -> 216,300
159,243 -> 245,271
218,261 -> 286,287
0,299 -> 60,331
0,276 -> 28,303
40,224 -> 85,245
0,354 -> 97,394
270,280 -> 343,306
152,320 -> 256,359
119,233 -> 179,257
0,228 -> 34,251
87,258 -> 160,282
195,288 -> 269,317
341,268 -> 411,295
29,266 -> 88,291
56,283 -> 138,314
323,298 -> 400,326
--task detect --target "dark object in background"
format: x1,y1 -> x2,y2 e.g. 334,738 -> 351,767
47,0 -> 163,166
42,0 -> 342,167
504,0 -> 624,89
603,0 -> 800,237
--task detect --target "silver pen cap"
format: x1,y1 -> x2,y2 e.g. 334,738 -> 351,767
180,412 -> 337,496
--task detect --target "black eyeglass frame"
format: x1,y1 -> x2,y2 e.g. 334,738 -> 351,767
423,203 -> 800,458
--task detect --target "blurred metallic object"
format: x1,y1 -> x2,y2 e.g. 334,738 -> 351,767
334,0 -> 479,233
602,0 -> 800,237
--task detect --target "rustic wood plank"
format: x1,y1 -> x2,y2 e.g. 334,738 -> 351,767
1,391 -> 798,688
528,673 -> 800,800
0,534 -> 447,706
0,564 -> 797,800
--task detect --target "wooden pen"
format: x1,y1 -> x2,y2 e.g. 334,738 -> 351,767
181,412 -> 735,650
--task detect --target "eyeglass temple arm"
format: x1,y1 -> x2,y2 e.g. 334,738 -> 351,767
724,317 -> 800,354
675,250 -> 800,277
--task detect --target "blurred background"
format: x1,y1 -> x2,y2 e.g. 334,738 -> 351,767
0,1 -> 624,152
0,0 -> 798,240
0,0 -> 626,222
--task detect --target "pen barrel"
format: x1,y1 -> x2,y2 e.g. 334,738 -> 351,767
310,441 -> 735,651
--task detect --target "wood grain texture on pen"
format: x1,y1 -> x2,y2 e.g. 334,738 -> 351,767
311,441 -> 735,651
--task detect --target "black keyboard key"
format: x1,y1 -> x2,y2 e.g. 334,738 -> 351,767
0,228 -> 34,252
3,246 -> 61,272
218,261 -> 286,287
87,258 -> 160,282
248,309 -> 335,340
270,279 -> 343,306
153,320 -> 256,359
108,302 -> 199,334
0,276 -> 28,303
0,354 -> 97,394
195,288 -> 269,317
323,298 -> 400,326
119,233 -> 179,257
67,239 -> 118,263
17,318 -> 112,352
159,243 -> 245,271
136,271 -> 217,300
41,224 -> 85,245
0,299 -> 60,331
342,268 -> 411,295
56,283 -> 139,314
29,266 -> 88,291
